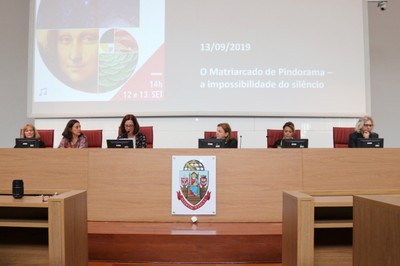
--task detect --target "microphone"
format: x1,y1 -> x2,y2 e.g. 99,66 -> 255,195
239,135 -> 242,148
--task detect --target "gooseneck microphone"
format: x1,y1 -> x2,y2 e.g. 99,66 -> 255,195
239,135 -> 242,148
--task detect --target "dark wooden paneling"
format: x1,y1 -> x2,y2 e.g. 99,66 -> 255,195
88,222 -> 282,264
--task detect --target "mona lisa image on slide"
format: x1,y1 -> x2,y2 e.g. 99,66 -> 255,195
34,0 -> 165,99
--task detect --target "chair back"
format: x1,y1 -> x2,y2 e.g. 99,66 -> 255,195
81,130 -> 103,148
37,129 -> 54,148
139,126 -> 153,148
267,129 -> 301,148
333,127 -> 354,148
204,131 -> 238,140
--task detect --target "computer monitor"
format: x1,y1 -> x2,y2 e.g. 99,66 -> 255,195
281,139 -> 309,148
198,138 -> 225,148
357,138 -> 384,148
15,138 -> 40,148
106,139 -> 134,148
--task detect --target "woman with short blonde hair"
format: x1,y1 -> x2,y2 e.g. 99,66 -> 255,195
348,115 -> 379,148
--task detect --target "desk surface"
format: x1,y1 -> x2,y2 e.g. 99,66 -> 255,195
0,195 -> 48,207
355,194 -> 400,206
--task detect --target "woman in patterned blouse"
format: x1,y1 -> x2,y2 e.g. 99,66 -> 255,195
58,119 -> 88,148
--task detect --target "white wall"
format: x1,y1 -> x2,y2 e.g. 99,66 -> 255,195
35,117 -> 358,148
368,0 -> 400,148
0,0 -> 32,148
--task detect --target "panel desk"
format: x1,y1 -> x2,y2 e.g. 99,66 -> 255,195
1,148 -> 400,222
353,194 -> 400,266
0,190 -> 87,266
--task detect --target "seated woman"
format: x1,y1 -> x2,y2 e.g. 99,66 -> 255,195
58,119 -> 88,148
348,115 -> 379,148
216,123 -> 237,148
15,124 -> 45,148
273,121 -> 296,148
118,114 -> 146,148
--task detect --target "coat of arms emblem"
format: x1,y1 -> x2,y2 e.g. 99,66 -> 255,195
176,160 -> 211,210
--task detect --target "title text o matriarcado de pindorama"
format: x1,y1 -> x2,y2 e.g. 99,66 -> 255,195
200,67 -> 327,77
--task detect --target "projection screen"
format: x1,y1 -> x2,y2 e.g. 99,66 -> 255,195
28,0 -> 370,117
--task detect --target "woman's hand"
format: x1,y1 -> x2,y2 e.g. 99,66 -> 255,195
362,130 -> 370,139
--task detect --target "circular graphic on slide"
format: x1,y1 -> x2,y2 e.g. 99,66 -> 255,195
36,28 -> 138,93
37,28 -> 100,93
98,29 -> 139,92
35,0 -> 140,94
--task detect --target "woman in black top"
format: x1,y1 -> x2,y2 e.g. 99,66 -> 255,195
216,123 -> 237,148
118,114 -> 147,148
273,121 -> 296,148
348,116 -> 379,148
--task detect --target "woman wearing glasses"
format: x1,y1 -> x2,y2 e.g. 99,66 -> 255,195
348,115 -> 379,148
118,114 -> 147,148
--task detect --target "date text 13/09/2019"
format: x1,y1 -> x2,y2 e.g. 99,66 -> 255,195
200,42 -> 251,53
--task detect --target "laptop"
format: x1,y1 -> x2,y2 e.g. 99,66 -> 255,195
281,139 -> 309,148
198,138 -> 225,148
357,138 -> 384,148
106,139 -> 134,148
15,138 -> 40,148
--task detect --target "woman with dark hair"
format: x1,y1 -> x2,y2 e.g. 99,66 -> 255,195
273,121 -> 296,148
348,115 -> 379,148
58,119 -> 88,148
118,114 -> 146,148
215,123 -> 237,148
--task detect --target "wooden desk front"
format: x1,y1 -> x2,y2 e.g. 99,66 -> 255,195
0,190 -> 87,266
353,194 -> 400,266
1,149 -> 400,222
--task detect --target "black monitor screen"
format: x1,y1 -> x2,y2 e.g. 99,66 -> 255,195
106,139 -> 134,148
281,139 -> 309,148
198,138 -> 225,148
15,138 -> 40,148
357,138 -> 384,148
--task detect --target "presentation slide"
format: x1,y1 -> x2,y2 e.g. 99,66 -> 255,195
29,0 -> 369,117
